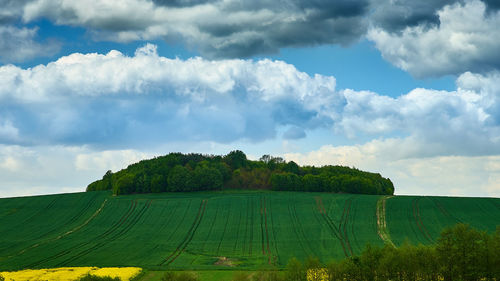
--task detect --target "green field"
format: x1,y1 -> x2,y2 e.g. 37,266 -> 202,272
0,191 -> 499,271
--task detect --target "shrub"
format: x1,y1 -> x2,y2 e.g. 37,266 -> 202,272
161,271 -> 199,281
78,274 -> 121,281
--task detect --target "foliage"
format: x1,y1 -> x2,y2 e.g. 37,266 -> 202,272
161,271 -> 200,281
86,151 -> 394,196
78,274 -> 121,281
0,274 -> 3,281
318,223 -> 500,281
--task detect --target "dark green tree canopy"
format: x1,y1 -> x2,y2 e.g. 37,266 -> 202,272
87,151 -> 394,195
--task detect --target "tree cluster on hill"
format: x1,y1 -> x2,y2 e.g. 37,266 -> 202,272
86,150 -> 394,196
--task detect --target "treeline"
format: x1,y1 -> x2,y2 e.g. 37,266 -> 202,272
293,223 -> 500,281
86,150 -> 394,195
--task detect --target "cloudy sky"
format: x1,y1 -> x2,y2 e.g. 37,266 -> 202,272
1,0 -> 499,198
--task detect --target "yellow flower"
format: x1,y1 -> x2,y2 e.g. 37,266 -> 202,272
307,268 -> 329,281
0,267 -> 142,281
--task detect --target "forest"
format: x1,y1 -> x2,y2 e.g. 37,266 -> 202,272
86,150 -> 394,195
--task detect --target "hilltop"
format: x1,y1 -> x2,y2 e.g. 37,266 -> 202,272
86,151 -> 394,196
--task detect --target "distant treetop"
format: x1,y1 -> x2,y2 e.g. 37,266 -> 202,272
86,150 -> 394,196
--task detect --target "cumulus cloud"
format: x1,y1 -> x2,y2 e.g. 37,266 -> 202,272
0,44 -> 336,147
75,149 -> 151,172
284,142 -> 500,197
0,144 -> 152,198
0,25 -> 60,63
368,0 -> 500,77
1,44 -> 500,156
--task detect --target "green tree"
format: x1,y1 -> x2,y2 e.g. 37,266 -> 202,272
161,271 -> 199,281
192,165 -> 223,191
224,150 -> 248,169
436,223 -> 486,281
285,257 -> 306,281
150,174 -> 166,193
77,274 -> 120,281
167,165 -> 191,191
112,173 -> 135,195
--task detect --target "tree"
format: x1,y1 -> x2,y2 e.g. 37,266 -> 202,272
167,165 -> 191,191
436,223 -> 486,281
283,161 -> 300,175
224,150 -> 247,169
285,258 -> 306,281
192,166 -> 223,191
150,174 -> 166,193
112,173 -> 135,195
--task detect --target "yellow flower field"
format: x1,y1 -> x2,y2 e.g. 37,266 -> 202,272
0,267 -> 142,281
307,268 -> 329,281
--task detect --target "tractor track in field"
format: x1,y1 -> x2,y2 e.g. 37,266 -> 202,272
339,198 -> 354,256
289,200 -> 315,258
430,197 -> 462,224
243,197 -> 250,254
259,197 -> 265,257
164,200 -> 193,244
159,199 -> 207,266
31,193 -> 101,241
216,200 -> 231,256
376,196 -> 395,247
12,197 -> 59,232
10,198 -> 108,259
315,197 -> 349,257
26,199 -> 139,268
232,201 -> 243,253
249,197 -> 254,256
57,199 -> 153,266
268,197 -> 279,265
200,199 -> 220,254
261,196 -> 272,264
412,198 -> 434,243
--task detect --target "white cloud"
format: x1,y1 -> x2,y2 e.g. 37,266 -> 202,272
0,25 -> 60,63
0,44 -> 336,146
1,45 -> 500,157
0,120 -> 19,142
368,0 -> 500,77
75,149 -> 151,171
285,142 -> 500,197
0,144 -> 153,198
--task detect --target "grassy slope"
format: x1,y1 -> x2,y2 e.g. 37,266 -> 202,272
0,191 -> 499,271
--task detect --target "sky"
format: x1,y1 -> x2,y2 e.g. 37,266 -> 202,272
1,0 -> 500,198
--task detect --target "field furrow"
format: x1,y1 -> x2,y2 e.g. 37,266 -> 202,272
1,191 -> 499,271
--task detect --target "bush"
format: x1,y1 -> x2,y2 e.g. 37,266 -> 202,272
231,272 -> 251,281
78,274 -> 121,281
161,271 -> 199,281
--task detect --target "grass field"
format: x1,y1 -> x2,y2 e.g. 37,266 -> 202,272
0,191 -> 498,271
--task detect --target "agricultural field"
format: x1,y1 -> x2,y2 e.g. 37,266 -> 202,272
0,191 -> 498,272
0,267 -> 141,281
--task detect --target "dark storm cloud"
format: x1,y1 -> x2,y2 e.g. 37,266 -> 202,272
195,0 -> 369,58
152,0 -> 212,7
370,0 -> 451,32
370,0 -> 500,33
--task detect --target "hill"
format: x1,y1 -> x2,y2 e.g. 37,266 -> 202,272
0,191 -> 498,271
86,151 -> 394,196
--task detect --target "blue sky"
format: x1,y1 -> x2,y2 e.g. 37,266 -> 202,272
1,0 -> 500,198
